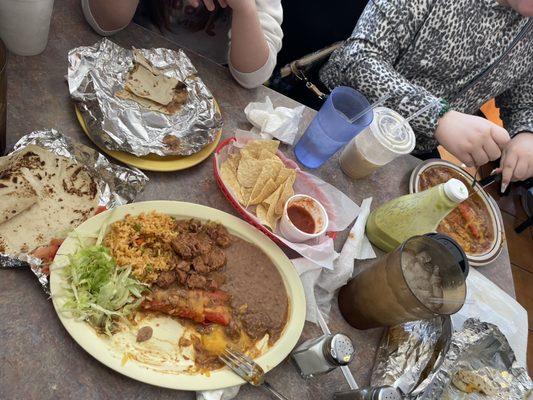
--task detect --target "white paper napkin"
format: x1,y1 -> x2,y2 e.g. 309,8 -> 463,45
197,386 -> 240,400
293,198 -> 376,324
244,96 -> 305,145
451,268 -> 529,368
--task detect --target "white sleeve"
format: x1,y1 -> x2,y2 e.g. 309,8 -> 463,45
228,0 -> 283,89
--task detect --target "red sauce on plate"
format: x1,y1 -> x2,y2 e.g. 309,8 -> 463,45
287,205 -> 316,234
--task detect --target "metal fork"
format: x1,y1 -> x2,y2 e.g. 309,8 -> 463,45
219,347 -> 289,400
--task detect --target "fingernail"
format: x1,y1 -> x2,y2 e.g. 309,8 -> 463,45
460,163 -> 467,169
490,169 -> 497,176
501,183 -> 508,193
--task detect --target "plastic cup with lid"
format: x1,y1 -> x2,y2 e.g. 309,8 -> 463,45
339,107 -> 416,179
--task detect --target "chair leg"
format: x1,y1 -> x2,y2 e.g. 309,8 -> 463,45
515,216 -> 533,234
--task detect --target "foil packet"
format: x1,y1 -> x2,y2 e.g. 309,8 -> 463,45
0,129 -> 149,293
68,38 -> 223,157
371,318 -> 532,399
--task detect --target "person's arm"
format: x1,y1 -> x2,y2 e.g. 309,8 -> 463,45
81,0 -> 138,36
320,0 -> 442,135
492,78 -> 533,190
226,0 -> 282,88
320,0 -> 509,166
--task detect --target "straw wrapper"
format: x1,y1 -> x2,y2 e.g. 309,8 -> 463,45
0,129 -> 148,293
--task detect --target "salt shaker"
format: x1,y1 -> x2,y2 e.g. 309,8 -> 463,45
291,333 -> 354,378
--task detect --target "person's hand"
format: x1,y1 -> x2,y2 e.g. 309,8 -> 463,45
188,0 -> 254,12
490,132 -> 533,192
434,110 -> 510,167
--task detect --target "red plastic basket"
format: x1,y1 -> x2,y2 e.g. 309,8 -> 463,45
213,137 -> 336,244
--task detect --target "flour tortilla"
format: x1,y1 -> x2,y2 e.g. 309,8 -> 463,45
0,173 -> 38,224
117,50 -> 188,114
0,145 -> 100,254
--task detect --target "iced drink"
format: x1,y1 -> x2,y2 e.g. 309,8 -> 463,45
338,236 -> 466,329
339,107 -> 415,179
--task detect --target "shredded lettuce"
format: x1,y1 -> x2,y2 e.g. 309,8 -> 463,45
60,245 -> 148,335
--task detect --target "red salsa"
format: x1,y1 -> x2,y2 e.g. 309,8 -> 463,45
287,205 -> 316,234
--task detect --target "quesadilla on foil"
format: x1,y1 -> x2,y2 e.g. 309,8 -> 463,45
0,145 -> 100,255
116,50 -> 188,115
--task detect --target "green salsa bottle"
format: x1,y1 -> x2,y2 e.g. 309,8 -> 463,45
366,178 -> 468,252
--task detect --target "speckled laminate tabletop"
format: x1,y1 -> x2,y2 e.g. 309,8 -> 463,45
0,1 -> 515,399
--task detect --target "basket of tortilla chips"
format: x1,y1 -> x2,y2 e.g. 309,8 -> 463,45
213,132 -> 360,269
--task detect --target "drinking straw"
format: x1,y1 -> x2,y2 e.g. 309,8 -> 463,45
316,307 -> 359,390
346,93 -> 393,124
391,98 -> 442,137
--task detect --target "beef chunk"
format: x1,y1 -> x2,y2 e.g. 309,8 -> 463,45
176,260 -> 190,272
187,273 -> 208,289
192,256 -> 209,274
156,270 -> 177,289
171,233 -> 211,260
187,218 -> 203,233
203,247 -> 226,271
176,269 -> 188,285
207,279 -> 219,291
205,223 -> 232,248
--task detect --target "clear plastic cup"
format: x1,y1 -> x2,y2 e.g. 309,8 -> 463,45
339,107 -> 416,179
338,235 -> 466,329
0,0 -> 54,56
294,87 -> 373,169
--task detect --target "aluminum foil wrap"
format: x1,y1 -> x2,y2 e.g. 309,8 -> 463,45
68,38 -> 223,156
371,318 -> 532,399
0,129 -> 149,293
371,317 -> 452,395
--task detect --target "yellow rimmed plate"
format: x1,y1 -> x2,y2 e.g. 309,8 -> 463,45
50,201 -> 305,391
75,106 -> 222,172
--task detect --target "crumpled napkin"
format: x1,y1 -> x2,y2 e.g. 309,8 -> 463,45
244,96 -> 305,145
197,386 -> 241,400
292,198 -> 376,323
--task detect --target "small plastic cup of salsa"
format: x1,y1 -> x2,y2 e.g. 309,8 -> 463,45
279,194 -> 329,243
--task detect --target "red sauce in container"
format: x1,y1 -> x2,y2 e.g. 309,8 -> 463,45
287,205 -> 316,234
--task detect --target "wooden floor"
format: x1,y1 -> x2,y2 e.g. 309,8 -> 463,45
440,100 -> 532,373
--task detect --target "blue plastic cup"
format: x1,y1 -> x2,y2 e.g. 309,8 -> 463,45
294,87 -> 373,168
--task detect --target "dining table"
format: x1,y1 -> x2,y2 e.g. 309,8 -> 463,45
0,0 -> 518,399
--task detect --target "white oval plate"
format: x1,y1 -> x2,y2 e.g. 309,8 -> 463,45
50,201 -> 306,391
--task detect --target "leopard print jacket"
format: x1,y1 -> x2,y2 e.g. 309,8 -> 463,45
320,0 -> 533,153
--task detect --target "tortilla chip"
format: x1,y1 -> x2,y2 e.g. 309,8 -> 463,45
255,204 -> 271,230
258,149 -> 280,161
237,158 -> 282,188
237,159 -> 264,188
226,152 -> 241,172
275,174 -> 296,215
275,167 -> 295,187
220,163 -> 242,203
240,188 -> 252,205
249,178 -> 278,206
244,140 -> 280,157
